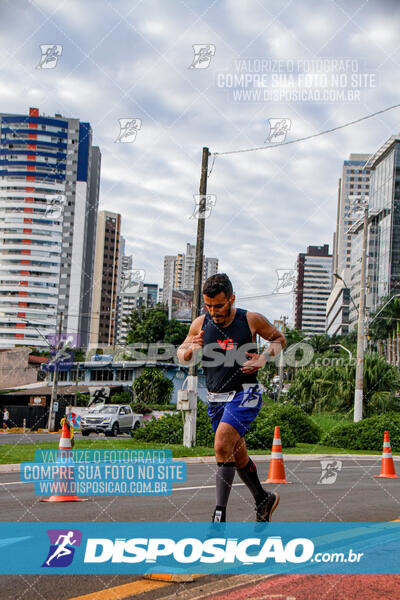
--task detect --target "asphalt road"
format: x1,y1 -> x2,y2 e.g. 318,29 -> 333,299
1,457 -> 399,600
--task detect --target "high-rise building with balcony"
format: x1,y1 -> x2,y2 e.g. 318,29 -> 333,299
332,154 -> 371,280
0,107 -> 100,349
293,244 -> 332,334
348,135 -> 400,327
162,242 -> 218,303
89,211 -> 121,348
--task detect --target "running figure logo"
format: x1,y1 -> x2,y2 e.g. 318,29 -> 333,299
42,530 -> 82,567
190,194 -> 217,220
317,460 -> 342,485
36,45 -> 63,69
115,119 -> 142,143
265,118 -> 291,144
273,269 -> 296,294
188,44 -> 216,69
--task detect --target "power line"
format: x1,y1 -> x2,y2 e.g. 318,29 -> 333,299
212,103 -> 400,157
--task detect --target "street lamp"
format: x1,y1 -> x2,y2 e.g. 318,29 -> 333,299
329,343 -> 353,360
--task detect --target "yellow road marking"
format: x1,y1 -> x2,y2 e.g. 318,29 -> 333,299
67,578 -> 171,600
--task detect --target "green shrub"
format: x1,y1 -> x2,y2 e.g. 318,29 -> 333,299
323,412 -> 400,451
110,390 -> 132,404
132,401 -> 214,446
246,403 -> 320,450
131,402 -> 153,415
269,403 -> 321,443
246,412 -> 296,450
131,400 -> 318,450
133,368 -> 173,405
133,412 -> 183,444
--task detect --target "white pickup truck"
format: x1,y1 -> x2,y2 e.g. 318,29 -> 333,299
80,404 -> 142,437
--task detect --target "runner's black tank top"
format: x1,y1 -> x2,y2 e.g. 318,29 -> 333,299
201,307 -> 258,393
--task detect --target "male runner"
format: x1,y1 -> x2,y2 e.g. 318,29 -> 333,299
177,273 -> 286,523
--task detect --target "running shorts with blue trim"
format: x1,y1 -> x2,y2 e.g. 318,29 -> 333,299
207,385 -> 263,438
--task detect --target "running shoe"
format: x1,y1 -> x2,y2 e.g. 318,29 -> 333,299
255,491 -> 280,522
211,507 -> 226,523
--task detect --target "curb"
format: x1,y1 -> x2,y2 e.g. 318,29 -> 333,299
0,454 -> 387,474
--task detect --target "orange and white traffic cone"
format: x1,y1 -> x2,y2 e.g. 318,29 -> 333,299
266,425 -> 292,484
374,430 -> 398,479
41,420 -> 87,502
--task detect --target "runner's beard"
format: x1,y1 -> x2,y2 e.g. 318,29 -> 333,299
214,303 -> 231,326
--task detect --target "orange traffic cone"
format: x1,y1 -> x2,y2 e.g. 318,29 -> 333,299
266,426 -> 292,484
41,420 -> 87,502
374,430 -> 398,479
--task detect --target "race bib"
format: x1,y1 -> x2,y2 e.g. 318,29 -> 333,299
207,391 -> 236,403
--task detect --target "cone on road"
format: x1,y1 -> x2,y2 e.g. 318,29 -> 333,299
266,425 -> 292,484
41,419 -> 87,502
374,430 -> 398,479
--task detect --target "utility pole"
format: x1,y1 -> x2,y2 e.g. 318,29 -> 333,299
183,147 -> 209,447
48,311 -> 63,432
277,315 -> 287,399
354,202 -> 368,422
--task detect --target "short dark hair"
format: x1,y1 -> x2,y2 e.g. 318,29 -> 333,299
202,273 -> 233,298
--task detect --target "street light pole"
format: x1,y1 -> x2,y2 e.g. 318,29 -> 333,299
277,315 -> 287,399
183,147 -> 209,447
354,203 -> 368,422
48,311 -> 63,432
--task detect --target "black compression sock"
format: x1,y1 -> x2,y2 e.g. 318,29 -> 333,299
216,461 -> 236,507
236,458 -> 266,501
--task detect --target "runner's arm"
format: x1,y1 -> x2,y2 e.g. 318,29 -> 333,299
177,315 -> 205,364
248,312 -> 286,358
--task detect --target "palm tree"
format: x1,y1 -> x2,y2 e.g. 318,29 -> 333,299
287,352 -> 400,417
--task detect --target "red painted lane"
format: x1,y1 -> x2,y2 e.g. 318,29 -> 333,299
203,575 -> 400,600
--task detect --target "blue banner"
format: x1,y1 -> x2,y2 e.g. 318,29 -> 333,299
0,522 -> 399,574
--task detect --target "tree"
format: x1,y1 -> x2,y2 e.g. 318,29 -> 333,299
133,368 -> 174,405
125,303 -> 188,345
286,352 -> 400,417
369,295 -> 400,342
164,320 -> 189,345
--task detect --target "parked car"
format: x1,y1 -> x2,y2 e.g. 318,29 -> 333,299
80,404 -> 142,437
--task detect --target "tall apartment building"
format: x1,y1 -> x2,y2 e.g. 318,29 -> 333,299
326,267 -> 351,336
293,244 -> 332,334
349,135 -> 400,326
116,267 -> 159,345
115,280 -> 148,345
0,107 -> 100,349
144,283 -> 158,307
162,242 -> 218,303
332,154 -> 370,281
89,211 -> 120,347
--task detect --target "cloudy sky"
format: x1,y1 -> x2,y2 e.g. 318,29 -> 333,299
1,0 -> 400,324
